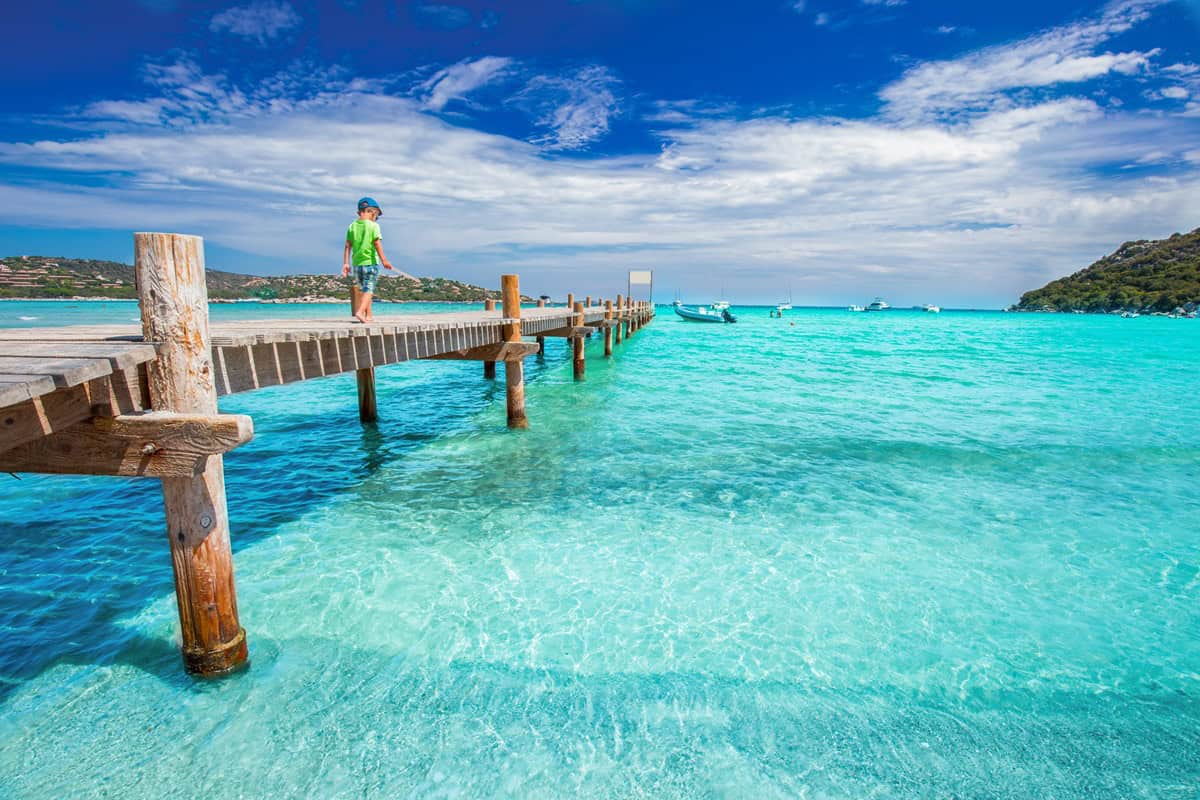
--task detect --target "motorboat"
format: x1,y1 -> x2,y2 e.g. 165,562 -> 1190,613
866,298 -> 890,311
848,304 -> 866,312
923,304 -> 941,313
675,304 -> 736,323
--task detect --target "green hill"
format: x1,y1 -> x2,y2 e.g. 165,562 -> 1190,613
1016,228 -> 1200,313
0,255 -> 510,303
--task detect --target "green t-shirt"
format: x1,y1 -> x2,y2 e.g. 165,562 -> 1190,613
346,219 -> 382,267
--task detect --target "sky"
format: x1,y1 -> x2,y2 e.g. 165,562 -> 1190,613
1,0 -> 1199,307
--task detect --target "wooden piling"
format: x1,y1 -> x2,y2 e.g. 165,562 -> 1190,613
134,232 -> 248,677
357,371 -> 377,422
567,293 -> 574,311
501,275 -> 528,429
483,298 -> 497,379
604,300 -> 613,357
573,301 -> 585,381
536,298 -> 546,356
615,294 -> 623,344
586,295 -> 592,308
349,289 -> 377,422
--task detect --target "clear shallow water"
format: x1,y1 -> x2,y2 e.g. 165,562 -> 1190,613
0,303 -> 1197,798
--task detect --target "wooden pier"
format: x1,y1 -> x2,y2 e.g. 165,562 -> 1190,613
0,233 -> 654,676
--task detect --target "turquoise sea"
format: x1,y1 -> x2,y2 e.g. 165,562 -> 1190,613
0,300 -> 1197,798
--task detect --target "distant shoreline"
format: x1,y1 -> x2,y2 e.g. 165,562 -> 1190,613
0,296 -> 477,304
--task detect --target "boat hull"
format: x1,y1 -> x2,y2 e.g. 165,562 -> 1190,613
674,305 -> 731,323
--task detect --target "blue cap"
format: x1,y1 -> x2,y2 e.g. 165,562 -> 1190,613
357,196 -> 382,216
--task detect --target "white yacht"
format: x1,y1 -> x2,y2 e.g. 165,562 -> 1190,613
848,304 -> 866,312
866,298 -> 890,311
923,304 -> 941,313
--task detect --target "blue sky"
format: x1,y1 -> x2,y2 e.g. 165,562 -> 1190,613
2,0 -> 1199,306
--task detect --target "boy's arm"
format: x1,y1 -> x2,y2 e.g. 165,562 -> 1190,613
342,240 -> 351,276
374,238 -> 394,270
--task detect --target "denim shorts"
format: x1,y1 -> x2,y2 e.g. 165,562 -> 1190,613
354,264 -> 380,294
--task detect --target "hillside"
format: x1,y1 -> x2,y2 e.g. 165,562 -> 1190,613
1016,228 -> 1200,313
0,256 -> 508,303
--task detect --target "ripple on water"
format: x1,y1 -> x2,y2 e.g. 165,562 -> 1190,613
0,308 -> 1198,797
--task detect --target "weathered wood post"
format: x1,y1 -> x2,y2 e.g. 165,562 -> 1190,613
566,293 -> 574,314
604,299 -> 614,357
483,298 -> 497,379
615,293 -> 624,344
536,298 -> 546,356
573,301 -> 586,381
502,275 -> 528,429
349,291 -> 377,422
586,295 -> 592,308
134,232 -> 248,677
357,370 -> 377,423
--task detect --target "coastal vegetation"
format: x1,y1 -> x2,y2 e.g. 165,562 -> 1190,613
0,255 -> 506,302
1016,227 -> 1200,313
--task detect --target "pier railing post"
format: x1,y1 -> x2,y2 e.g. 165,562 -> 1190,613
536,298 -> 546,356
573,301 -> 586,381
483,298 -> 497,379
134,232 -> 248,677
502,275 -> 528,429
604,299 -> 614,357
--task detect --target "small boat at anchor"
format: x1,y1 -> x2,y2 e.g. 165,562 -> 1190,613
866,298 -> 890,311
675,304 -> 737,323
848,304 -> 866,312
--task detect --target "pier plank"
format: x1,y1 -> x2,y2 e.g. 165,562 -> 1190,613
0,355 -> 113,388
0,384 -> 95,454
0,374 -> 58,407
0,342 -> 159,371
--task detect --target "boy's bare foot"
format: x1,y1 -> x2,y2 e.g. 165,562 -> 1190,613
352,314 -> 367,324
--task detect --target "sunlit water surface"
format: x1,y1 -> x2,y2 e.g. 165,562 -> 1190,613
0,301 -> 1197,798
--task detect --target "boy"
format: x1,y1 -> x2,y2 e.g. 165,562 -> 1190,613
342,196 -> 395,323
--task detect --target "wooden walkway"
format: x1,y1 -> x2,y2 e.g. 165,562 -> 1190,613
0,232 -> 655,677
0,304 -> 645,412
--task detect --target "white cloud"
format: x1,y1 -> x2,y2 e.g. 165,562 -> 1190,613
882,0 -> 1164,121
420,57 -> 513,111
515,66 -> 621,150
2,24 -> 1198,306
210,1 -> 301,44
